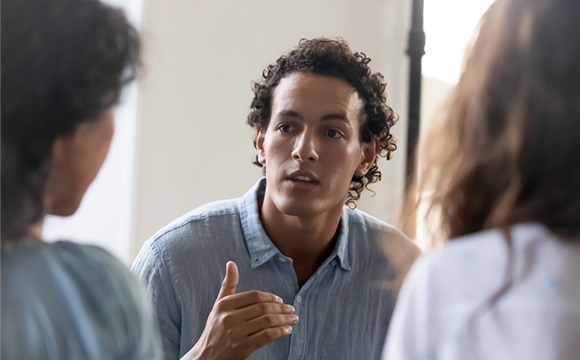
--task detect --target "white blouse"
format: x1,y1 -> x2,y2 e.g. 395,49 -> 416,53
383,223 -> 580,360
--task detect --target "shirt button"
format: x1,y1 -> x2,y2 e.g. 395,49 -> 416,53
278,257 -> 286,263
331,260 -> 337,266
296,295 -> 302,303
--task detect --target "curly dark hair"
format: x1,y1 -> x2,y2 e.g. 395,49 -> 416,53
247,38 -> 398,206
1,0 -> 140,241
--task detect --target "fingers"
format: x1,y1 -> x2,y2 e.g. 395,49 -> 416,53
193,264 -> 295,359
224,290 -> 283,309
246,325 -> 294,349
236,302 -> 295,321
216,261 -> 239,301
217,298 -> 298,337
244,313 -> 299,336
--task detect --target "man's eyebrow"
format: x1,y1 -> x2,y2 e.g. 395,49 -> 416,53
321,113 -> 351,125
276,109 -> 351,125
276,109 -> 303,120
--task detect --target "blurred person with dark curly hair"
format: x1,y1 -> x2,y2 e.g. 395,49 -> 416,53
1,0 -> 162,359
133,37 -> 420,360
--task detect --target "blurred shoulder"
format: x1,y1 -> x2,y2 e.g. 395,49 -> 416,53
405,227 -> 511,296
1,239 -> 161,360
418,227 -> 507,270
3,239 -> 146,302
3,239 -> 130,280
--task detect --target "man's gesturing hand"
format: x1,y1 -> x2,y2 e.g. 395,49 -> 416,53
182,261 -> 298,360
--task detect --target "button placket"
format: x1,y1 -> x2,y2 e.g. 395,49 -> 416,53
288,291 -> 307,360
287,255 -> 343,359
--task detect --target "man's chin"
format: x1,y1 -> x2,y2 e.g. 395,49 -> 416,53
267,189 -> 346,219
276,201 -> 323,219
275,197 -> 344,220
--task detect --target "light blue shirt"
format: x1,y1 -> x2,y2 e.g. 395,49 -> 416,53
1,239 -> 162,360
132,178 -> 420,360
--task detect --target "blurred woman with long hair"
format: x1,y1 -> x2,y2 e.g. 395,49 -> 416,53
383,0 -> 580,358
1,0 -> 161,358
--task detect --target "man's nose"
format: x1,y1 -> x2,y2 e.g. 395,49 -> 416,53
291,131 -> 319,162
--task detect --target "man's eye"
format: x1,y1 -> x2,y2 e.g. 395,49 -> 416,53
279,125 -> 292,132
326,129 -> 342,139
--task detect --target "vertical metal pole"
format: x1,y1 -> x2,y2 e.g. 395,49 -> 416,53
405,0 -> 426,189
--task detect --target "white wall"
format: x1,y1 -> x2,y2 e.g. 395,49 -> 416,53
130,0 -> 413,261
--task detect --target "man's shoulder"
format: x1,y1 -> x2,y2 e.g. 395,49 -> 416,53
347,208 -> 401,233
346,208 -> 412,241
346,208 -> 422,258
148,198 -> 244,250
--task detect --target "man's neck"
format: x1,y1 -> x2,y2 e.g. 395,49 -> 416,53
258,194 -> 343,287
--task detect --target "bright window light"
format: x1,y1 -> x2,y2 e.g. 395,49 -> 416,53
423,0 -> 496,84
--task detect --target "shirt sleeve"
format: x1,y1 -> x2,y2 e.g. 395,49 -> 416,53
132,239 -> 183,360
382,255 -> 434,360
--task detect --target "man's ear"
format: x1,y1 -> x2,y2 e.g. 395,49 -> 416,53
354,137 -> 380,177
256,130 -> 266,165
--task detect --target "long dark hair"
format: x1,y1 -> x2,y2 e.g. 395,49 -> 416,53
1,0 -> 141,242
402,0 -> 580,245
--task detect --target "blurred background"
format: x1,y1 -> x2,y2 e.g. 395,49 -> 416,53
42,0 -> 495,265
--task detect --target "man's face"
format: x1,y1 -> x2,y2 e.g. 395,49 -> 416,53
256,72 -> 378,219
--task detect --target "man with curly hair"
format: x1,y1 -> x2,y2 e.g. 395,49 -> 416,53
133,38 -> 421,360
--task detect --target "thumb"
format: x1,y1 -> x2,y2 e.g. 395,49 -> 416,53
216,261 -> 239,301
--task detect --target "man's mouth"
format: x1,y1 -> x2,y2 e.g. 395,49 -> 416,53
293,175 -> 314,182
287,171 -> 319,186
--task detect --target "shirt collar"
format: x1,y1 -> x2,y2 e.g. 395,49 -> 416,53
239,178 -> 351,271
332,209 -> 351,271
